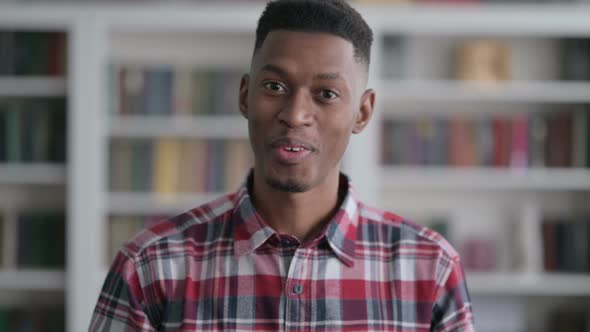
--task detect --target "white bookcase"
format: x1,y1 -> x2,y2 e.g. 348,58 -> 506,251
1,3 -> 590,332
0,8 -> 70,327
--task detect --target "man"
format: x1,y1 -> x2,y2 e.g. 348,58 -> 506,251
90,0 -> 475,331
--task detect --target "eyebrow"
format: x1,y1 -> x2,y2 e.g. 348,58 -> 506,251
260,64 -> 343,81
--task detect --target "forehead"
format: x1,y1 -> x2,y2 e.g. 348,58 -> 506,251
252,30 -> 360,77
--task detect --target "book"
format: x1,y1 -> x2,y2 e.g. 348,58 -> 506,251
460,238 -> 497,271
0,103 -> 6,162
48,99 -> 67,163
456,39 -> 510,83
449,116 -> 478,167
546,112 -> 573,167
123,67 -> 145,115
179,140 -> 206,193
110,140 -> 133,192
144,68 -> 174,116
0,309 -> 9,332
542,221 -> 558,272
131,140 -> 153,192
477,117 -> 494,166
571,218 -> 590,272
153,138 -> 182,194
561,38 -> 590,81
108,216 -> 141,264
529,113 -> 548,167
572,107 -> 589,168
5,100 -> 21,162
0,31 -> 16,75
47,32 -> 67,76
31,101 -> 51,162
492,116 -> 511,167
20,102 -> 36,162
510,114 -> 528,169
173,67 -> 194,116
0,214 -> 3,267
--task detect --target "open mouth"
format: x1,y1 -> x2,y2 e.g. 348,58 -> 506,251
270,138 -> 315,164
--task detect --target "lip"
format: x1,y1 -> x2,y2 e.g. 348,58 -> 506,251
269,137 -> 316,165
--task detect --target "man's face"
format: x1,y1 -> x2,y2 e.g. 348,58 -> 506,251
239,30 -> 374,193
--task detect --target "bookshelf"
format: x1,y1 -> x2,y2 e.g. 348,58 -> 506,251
0,164 -> 66,185
0,24 -> 69,332
380,167 -> 590,190
380,80 -> 590,103
0,77 -> 66,97
109,115 -> 248,139
1,3 -> 590,332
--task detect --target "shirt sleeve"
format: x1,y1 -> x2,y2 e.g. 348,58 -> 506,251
431,257 -> 476,332
88,250 -> 158,332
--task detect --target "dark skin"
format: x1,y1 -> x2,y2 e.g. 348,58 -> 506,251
239,30 -> 375,242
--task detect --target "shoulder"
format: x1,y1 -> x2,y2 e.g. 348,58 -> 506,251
357,203 -> 459,261
120,192 -> 238,261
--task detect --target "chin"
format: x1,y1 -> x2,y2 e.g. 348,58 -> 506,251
266,175 -> 310,193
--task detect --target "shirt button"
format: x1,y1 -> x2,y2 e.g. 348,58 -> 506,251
293,284 -> 304,295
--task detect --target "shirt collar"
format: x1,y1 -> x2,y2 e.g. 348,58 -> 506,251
232,171 -> 360,267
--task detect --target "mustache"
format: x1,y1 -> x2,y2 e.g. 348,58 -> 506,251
269,137 -> 317,152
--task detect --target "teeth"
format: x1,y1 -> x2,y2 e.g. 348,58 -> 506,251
284,146 -> 304,152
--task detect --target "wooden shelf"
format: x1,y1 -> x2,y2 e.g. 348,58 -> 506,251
108,191 -> 224,215
109,115 -> 248,139
0,164 -> 66,185
0,270 -> 65,291
0,77 -> 66,97
380,167 -> 590,191
3,3 -> 590,36
370,4 -> 590,36
380,80 -> 590,104
468,272 -> 590,296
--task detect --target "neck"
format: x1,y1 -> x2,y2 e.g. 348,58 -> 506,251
251,171 -> 341,243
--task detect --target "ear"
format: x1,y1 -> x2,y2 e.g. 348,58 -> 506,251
239,74 -> 249,119
352,88 -> 375,134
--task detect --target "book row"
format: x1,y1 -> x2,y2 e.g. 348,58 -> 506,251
381,109 -> 590,168
548,309 -> 590,332
0,99 -> 67,163
418,219 -> 498,272
0,31 -> 67,76
383,37 -> 590,81
543,218 -> 590,273
110,138 -> 252,193
0,308 -> 65,332
0,213 -> 65,269
17,213 -> 66,269
110,67 -> 243,116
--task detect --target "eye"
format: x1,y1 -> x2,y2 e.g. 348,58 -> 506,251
319,89 -> 339,100
263,81 -> 287,93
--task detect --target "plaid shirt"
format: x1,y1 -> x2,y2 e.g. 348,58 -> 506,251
90,174 -> 475,331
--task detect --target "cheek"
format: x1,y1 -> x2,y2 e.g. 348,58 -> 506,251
319,115 -> 354,154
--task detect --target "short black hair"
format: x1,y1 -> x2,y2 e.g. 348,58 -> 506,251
254,0 -> 373,66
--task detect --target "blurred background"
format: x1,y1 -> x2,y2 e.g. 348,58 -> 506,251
0,0 -> 590,331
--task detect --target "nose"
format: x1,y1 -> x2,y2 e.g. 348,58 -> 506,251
277,89 -> 313,128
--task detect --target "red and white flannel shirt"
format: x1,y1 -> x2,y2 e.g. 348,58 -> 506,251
90,173 -> 475,331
